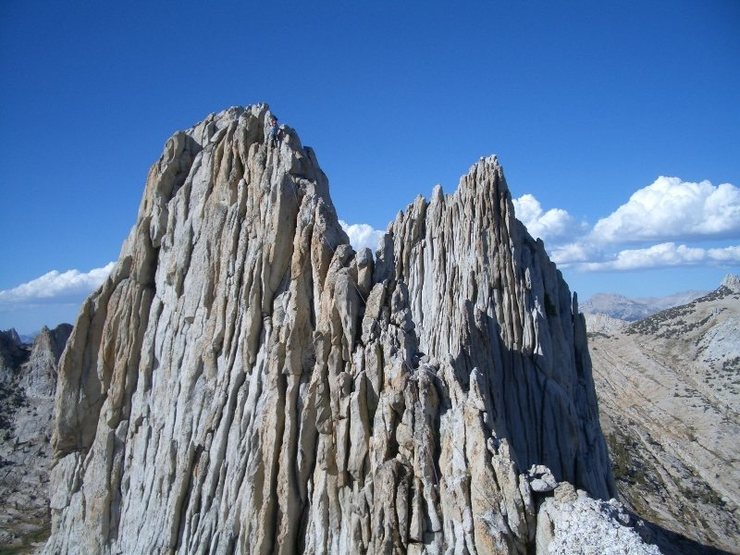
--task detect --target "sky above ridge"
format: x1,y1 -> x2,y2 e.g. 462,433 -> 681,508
1,0 -> 739,333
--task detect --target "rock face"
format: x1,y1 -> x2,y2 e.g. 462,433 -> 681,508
583,313 -> 628,335
45,104 -> 616,554
0,324 -> 72,552
589,278 -> 740,553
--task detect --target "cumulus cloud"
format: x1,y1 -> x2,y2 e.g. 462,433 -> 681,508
550,242 -> 600,266
578,243 -> 740,272
339,220 -> 385,252
512,176 -> 740,273
513,194 -> 584,242
0,262 -> 115,306
591,177 -> 740,243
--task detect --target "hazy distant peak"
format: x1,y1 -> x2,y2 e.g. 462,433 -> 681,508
581,294 -> 653,322
582,290 -> 708,322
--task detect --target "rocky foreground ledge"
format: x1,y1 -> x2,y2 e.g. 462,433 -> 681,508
44,104 -> 659,554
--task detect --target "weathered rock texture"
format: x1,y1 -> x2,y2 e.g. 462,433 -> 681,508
589,278 -> 740,553
0,324 -> 72,552
44,104 -> 616,554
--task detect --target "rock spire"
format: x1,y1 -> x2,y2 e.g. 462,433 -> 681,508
45,104 -> 614,553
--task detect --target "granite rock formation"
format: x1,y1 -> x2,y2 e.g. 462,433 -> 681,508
589,277 -> 740,553
44,104 -> 621,554
0,324 -> 72,551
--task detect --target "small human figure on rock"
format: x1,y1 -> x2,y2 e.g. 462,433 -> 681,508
267,115 -> 279,148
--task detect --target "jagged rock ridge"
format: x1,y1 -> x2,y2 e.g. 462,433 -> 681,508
45,104 -> 618,553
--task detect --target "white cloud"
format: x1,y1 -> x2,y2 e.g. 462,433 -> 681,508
578,243 -> 740,272
591,177 -> 740,243
339,220 -> 385,252
513,194 -> 584,242
513,177 -> 740,273
551,242 -> 600,265
0,262 -> 115,306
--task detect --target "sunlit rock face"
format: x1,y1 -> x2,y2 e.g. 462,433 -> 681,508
44,104 -> 615,554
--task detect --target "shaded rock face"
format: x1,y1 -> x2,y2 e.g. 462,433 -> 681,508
45,104 -> 613,554
0,328 -> 29,383
0,324 -> 72,552
0,329 -> 31,440
0,329 -> 31,436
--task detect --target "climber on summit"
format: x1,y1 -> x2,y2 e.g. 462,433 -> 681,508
267,114 -> 279,148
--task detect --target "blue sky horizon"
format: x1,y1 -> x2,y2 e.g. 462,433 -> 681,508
1,1 -> 739,334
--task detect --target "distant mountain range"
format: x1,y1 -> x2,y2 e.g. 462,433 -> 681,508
581,290 -> 708,321
16,334 -> 36,344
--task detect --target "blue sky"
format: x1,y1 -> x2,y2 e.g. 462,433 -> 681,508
1,1 -> 739,333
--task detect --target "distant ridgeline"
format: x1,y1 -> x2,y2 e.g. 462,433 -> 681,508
581,290 -> 709,322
